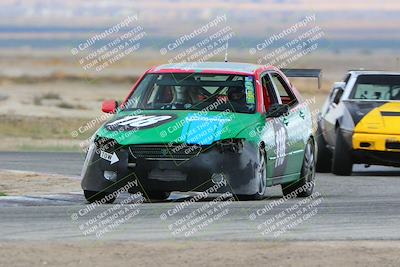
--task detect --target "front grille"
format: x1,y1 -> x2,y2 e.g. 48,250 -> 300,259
386,141 -> 400,150
128,144 -> 205,160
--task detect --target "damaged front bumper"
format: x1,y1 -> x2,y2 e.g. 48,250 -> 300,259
81,139 -> 261,196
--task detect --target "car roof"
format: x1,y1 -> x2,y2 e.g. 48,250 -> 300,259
149,61 -> 268,75
349,70 -> 400,76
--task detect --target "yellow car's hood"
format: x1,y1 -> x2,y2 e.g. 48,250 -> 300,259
354,102 -> 400,135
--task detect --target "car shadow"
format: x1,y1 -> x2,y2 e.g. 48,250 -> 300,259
352,164 -> 400,177
147,192 -> 284,203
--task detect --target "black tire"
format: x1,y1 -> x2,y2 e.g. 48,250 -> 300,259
281,139 -> 316,198
84,190 -> 116,204
332,128 -> 353,176
316,123 -> 332,173
144,191 -> 170,200
237,147 -> 267,201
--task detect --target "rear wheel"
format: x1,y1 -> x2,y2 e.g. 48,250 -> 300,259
282,139 -> 315,198
316,123 -> 332,173
84,190 -> 116,204
332,128 -> 353,176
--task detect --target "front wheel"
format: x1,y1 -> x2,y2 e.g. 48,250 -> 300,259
84,190 -> 116,204
281,139 -> 315,198
332,128 -> 353,176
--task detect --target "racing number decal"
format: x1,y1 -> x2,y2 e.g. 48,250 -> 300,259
269,120 -> 289,177
105,115 -> 175,131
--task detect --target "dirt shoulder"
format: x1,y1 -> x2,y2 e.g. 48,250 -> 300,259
0,241 -> 399,267
0,170 -> 80,195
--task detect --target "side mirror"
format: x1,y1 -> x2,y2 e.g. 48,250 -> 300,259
267,103 -> 289,118
332,87 -> 344,105
102,100 -> 118,113
330,82 -> 345,104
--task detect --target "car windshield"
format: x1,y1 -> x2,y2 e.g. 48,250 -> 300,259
122,73 -> 256,113
350,74 -> 400,101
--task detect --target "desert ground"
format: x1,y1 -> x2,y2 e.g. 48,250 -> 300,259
1,241 -> 399,267
0,170 -> 80,196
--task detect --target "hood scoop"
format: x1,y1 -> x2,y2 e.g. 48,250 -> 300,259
381,111 -> 400,116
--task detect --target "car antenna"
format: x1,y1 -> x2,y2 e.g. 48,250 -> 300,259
224,41 -> 229,62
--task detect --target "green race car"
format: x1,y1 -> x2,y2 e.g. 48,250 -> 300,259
81,62 -> 320,202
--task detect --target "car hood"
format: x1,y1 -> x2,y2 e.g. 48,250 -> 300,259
343,100 -> 388,125
349,101 -> 400,135
96,110 -> 262,145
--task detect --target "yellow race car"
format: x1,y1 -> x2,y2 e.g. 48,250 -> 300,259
316,71 -> 400,175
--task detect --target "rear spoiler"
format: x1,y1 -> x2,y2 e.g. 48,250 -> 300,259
281,68 -> 322,89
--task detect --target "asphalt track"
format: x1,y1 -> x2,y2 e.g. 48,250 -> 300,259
0,152 -> 400,241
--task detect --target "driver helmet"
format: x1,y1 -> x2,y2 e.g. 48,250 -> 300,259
228,86 -> 245,102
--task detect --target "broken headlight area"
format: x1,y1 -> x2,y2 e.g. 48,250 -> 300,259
93,136 -> 129,165
215,138 -> 244,153
94,136 -> 122,152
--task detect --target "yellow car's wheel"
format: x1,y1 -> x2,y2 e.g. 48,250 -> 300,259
332,128 -> 353,176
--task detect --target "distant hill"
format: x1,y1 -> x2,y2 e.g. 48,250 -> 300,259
1,0 -> 400,51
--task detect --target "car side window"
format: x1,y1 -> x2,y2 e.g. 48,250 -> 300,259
271,73 -> 298,106
261,73 -> 279,111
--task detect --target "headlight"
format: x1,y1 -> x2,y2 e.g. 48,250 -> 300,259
94,136 -> 119,151
216,138 -> 244,153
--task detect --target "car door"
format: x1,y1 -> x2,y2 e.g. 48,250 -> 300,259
259,72 -> 287,182
270,72 -> 306,178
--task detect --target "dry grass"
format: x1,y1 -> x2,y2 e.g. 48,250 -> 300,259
33,96 -> 42,106
0,72 -> 140,85
42,92 -> 61,100
0,93 -> 8,101
56,102 -> 75,109
0,170 -> 80,195
0,241 -> 399,267
0,115 -> 92,140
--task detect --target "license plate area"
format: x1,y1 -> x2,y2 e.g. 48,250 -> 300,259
148,169 -> 187,181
